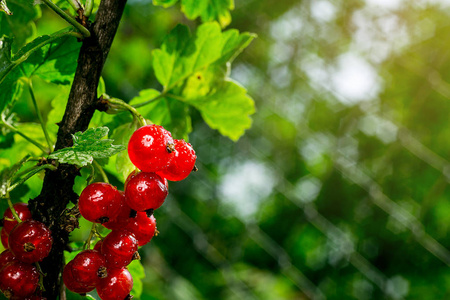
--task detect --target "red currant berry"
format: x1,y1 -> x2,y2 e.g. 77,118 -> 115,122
93,240 -> 103,252
157,139 -> 197,181
0,261 -> 39,298
128,124 -> 174,172
63,260 -> 95,294
124,169 -> 139,187
70,250 -> 107,286
3,203 -> 32,234
125,172 -> 168,211
97,267 -> 133,300
79,182 -> 123,224
102,229 -> 138,268
8,220 -> 53,263
103,193 -> 132,230
1,228 -> 8,249
0,249 -> 16,271
125,213 -> 156,246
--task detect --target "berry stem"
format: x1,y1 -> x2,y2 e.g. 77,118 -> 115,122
103,95 -> 147,127
94,231 -> 105,240
83,223 -> 97,250
130,92 -> 185,109
10,157 -> 44,179
5,192 -> 21,223
8,164 -> 58,193
0,28 -> 79,86
27,79 -> 54,152
41,0 -> 91,38
35,262 -> 47,292
130,92 -> 164,109
93,160 -> 109,184
86,163 -> 96,185
1,116 -> 49,154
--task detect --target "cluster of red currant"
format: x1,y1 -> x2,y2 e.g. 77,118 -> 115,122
0,203 -> 52,299
63,124 -> 196,299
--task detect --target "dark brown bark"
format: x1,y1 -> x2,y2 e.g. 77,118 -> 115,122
28,0 -> 127,298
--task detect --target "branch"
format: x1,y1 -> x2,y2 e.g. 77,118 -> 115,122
28,0 -> 128,298
41,0 -> 91,37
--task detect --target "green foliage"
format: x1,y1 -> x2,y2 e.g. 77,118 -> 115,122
49,127 -> 126,167
111,121 -> 139,181
18,33 -> 80,84
0,155 -> 29,195
0,36 -> 22,113
0,0 -> 40,52
128,259 -> 146,298
129,89 -> 192,140
152,22 -> 255,140
0,0 -> 258,299
153,0 -> 234,27
0,29 -> 79,131
66,291 -> 96,300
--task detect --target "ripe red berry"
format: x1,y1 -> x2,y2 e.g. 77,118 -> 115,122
93,240 -> 103,252
128,124 -> 174,172
70,250 -> 107,287
79,182 -> 123,223
157,139 -> 197,181
63,260 -> 95,294
3,203 -> 32,234
124,169 -> 139,187
0,261 -> 39,298
97,267 -> 133,300
0,249 -> 17,270
125,172 -> 168,211
102,229 -> 138,268
8,220 -> 53,263
1,228 -> 8,249
125,213 -> 157,246
103,193 -> 132,230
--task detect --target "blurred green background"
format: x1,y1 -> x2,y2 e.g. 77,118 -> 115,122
2,0 -> 450,299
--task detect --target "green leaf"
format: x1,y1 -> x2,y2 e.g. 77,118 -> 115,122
130,89 -> 192,139
151,22 -> 255,140
0,67 -> 22,115
19,34 -> 81,84
153,0 -> 234,28
199,0 -> 234,28
0,36 -> 13,74
217,29 -> 256,65
66,290 -> 96,300
152,0 -> 178,8
63,247 -> 82,263
0,36 -> 23,114
152,23 -> 224,90
152,23 -> 255,90
111,121 -> 139,182
97,76 -> 106,98
0,0 -> 40,52
49,127 -> 126,167
0,29 -> 78,86
0,155 -> 30,195
184,79 -> 254,141
181,0 -> 208,20
46,86 -> 70,139
128,259 -> 145,298
0,30 -> 79,118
